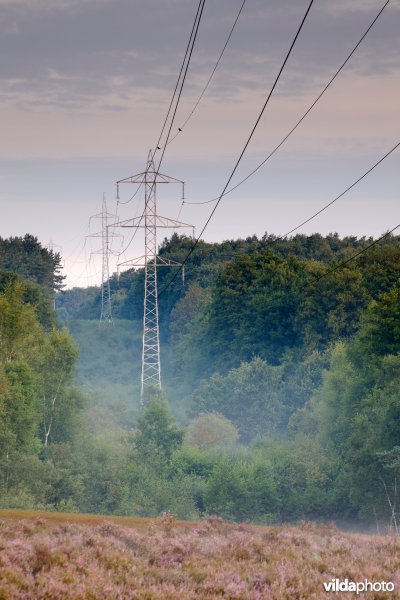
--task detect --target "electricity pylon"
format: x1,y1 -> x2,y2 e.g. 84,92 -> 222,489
116,150 -> 194,402
88,194 -> 122,323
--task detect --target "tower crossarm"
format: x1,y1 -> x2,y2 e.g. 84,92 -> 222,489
117,255 -> 184,269
87,230 -> 122,239
89,210 -> 122,222
114,215 -> 194,234
90,247 -> 121,257
116,164 -> 185,200
117,172 -> 184,186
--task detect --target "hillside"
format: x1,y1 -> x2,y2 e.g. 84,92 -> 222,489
0,511 -> 399,598
1,232 -> 400,531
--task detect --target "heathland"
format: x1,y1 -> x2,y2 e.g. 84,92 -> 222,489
1,511 -> 399,598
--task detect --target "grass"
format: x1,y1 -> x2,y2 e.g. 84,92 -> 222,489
0,509 -> 194,533
0,510 -> 399,598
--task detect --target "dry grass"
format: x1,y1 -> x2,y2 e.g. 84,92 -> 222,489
0,509 -> 195,533
0,510 -> 399,598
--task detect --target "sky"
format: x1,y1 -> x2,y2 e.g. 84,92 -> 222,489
1,0 -> 399,288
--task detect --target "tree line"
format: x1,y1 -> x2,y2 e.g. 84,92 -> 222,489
1,232 -> 400,528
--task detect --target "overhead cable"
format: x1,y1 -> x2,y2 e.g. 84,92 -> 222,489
154,0 -> 206,152
184,0 -> 391,206
167,0 -> 247,147
301,224 -> 400,290
154,0 -> 206,164
198,140 -> 400,261
158,0 -> 315,298
274,141 -> 400,241
115,0 -> 206,259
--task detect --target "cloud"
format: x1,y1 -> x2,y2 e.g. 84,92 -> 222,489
1,0 -> 398,112
0,0 -> 398,164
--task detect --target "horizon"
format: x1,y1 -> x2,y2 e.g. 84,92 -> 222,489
1,0 -> 399,288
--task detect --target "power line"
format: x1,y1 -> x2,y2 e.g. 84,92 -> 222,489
117,183 -> 143,206
153,0 -> 206,167
108,186 -> 143,259
154,0 -> 206,153
117,184 -> 145,259
301,224 -> 400,290
167,0 -> 247,147
275,141 -> 400,241
172,0 -> 246,223
116,0 -> 206,257
158,0 -> 315,298
112,4 -> 205,398
184,140 -> 400,262
159,137 -> 399,294
184,0 -> 391,206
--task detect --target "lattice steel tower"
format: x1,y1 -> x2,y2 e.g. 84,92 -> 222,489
89,195 -> 120,323
116,150 -> 194,401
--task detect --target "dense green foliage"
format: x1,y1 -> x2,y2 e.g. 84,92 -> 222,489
0,280 -> 84,510
0,234 -> 64,292
2,232 -> 400,529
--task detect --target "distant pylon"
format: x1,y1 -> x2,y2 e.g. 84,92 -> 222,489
88,194 -> 122,323
116,150 -> 194,401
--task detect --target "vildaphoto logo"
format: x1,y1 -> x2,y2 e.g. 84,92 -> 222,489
323,578 -> 395,594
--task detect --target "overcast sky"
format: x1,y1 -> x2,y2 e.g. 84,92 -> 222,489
1,0 -> 399,287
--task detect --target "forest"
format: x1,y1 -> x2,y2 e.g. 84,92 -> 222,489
1,231 -> 400,529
